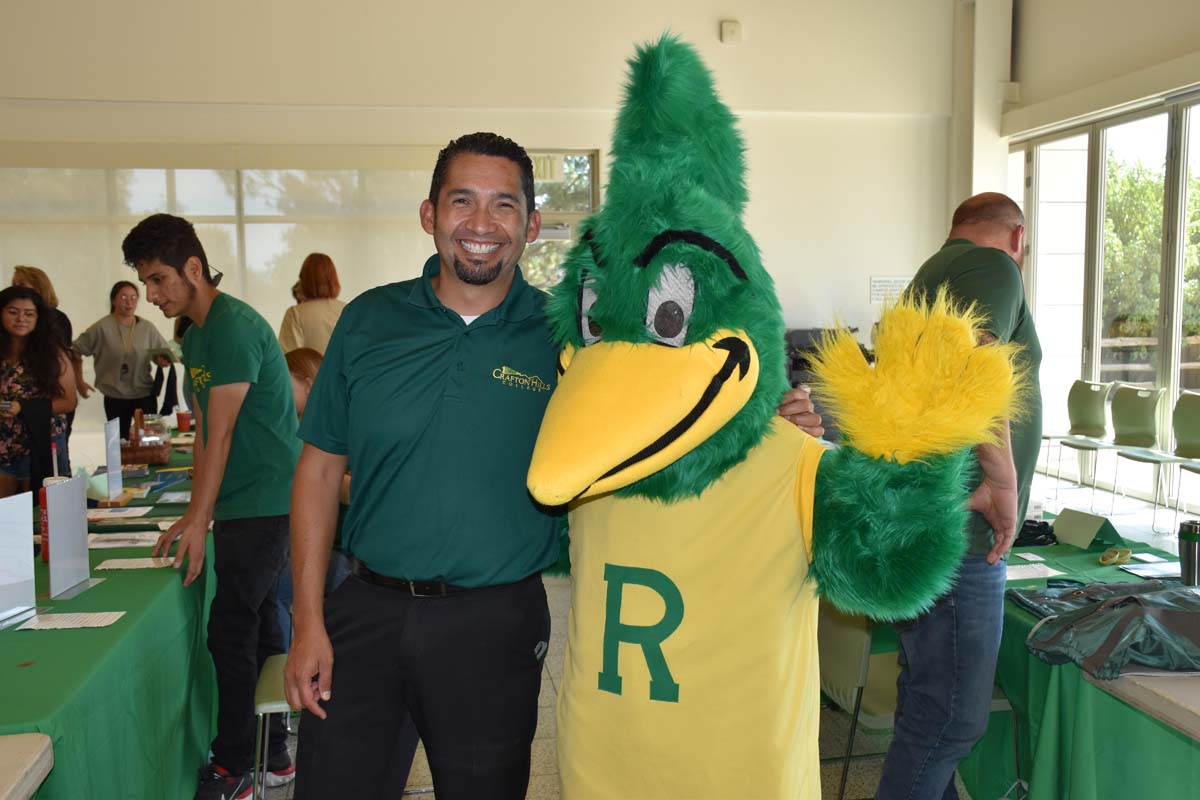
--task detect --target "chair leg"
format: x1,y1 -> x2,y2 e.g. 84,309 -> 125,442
1012,709 -> 1020,783
1152,465 -> 1161,534
1173,470 -> 1184,533
1090,453 -> 1100,513
1111,458 -> 1120,516
252,713 -> 268,800
1055,445 -> 1064,505
838,687 -> 864,800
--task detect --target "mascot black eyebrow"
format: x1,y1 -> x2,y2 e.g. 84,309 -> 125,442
527,35 -> 1020,799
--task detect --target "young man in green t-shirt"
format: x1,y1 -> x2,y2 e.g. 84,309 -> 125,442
124,213 -> 301,800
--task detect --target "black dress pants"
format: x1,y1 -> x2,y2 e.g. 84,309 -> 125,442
208,515 -> 290,775
295,572 -> 551,799
103,394 -> 157,441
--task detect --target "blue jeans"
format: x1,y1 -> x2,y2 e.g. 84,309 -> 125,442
0,431 -> 69,480
876,554 -> 1006,800
272,550 -> 353,649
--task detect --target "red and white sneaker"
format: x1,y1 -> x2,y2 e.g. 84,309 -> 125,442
265,753 -> 296,788
195,762 -> 252,800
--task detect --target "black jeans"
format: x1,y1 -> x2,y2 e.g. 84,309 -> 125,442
103,394 -> 157,441
295,572 -> 551,800
208,515 -> 290,775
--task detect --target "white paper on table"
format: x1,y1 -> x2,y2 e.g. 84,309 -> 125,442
1013,552 -> 1046,562
87,506 -> 152,521
157,491 -> 192,504
1132,552 -> 1167,563
88,532 -> 161,549
18,611 -> 125,630
95,557 -> 173,570
0,492 -> 36,623
1006,563 -> 1065,581
156,518 -> 183,531
104,418 -> 122,500
47,476 -> 89,599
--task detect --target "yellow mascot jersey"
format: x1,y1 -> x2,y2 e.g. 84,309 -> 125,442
559,418 -> 827,799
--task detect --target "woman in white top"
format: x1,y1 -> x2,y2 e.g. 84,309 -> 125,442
278,253 -> 346,354
73,281 -> 170,440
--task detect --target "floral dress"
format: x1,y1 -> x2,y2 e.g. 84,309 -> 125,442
0,359 -> 67,466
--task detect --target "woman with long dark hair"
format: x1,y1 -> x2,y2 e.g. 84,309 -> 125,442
72,280 -> 170,440
0,286 -> 77,497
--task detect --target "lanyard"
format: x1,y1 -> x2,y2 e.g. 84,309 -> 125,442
117,319 -> 136,354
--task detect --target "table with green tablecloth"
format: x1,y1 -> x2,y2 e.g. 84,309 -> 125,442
958,543 -> 1200,799
0,451 -> 217,800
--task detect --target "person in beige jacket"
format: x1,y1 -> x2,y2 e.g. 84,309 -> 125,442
278,253 -> 345,354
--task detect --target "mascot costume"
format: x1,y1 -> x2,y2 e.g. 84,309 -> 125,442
526,36 -> 1020,799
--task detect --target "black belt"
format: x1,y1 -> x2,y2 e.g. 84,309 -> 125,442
349,558 -> 537,597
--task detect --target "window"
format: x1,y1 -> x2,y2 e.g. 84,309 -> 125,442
0,151 -> 599,433
0,151 -> 596,311
1032,133 -> 1090,448
1182,105 -> 1200,396
1016,97 -> 1200,505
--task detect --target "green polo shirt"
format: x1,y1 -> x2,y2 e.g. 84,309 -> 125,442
299,255 -> 561,587
908,239 -> 1043,555
183,293 -> 300,520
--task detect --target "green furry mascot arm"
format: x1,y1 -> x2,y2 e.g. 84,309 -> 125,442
808,291 -> 1020,620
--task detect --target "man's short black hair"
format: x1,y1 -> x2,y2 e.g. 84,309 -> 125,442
428,132 -> 536,214
122,213 -> 214,284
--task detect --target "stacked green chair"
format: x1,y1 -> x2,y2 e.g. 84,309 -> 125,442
1102,385 -> 1168,530
1050,380 -> 1113,505
1168,391 -> 1200,529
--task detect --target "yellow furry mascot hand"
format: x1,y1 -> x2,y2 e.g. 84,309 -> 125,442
807,289 -> 1020,619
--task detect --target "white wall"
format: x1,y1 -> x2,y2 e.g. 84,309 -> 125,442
0,0 -> 959,337
1013,0 -> 1200,108
1006,0 -> 1200,135
0,0 -> 952,114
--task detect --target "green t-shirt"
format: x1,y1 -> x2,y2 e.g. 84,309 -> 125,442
183,293 -> 300,520
299,255 -> 561,587
908,239 -> 1044,554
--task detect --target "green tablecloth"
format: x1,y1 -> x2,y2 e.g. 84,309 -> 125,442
1,451 -> 216,800
958,544 -> 1200,799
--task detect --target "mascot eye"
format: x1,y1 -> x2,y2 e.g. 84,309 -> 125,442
645,263 -> 694,347
580,278 -> 602,346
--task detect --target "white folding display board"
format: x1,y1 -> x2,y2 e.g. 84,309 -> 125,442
0,492 -> 35,625
47,476 -> 90,598
105,417 -> 123,500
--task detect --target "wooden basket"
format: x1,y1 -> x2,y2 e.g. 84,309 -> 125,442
121,443 -> 171,466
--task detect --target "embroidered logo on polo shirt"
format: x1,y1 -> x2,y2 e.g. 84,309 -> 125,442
492,365 -> 551,392
190,366 -> 212,392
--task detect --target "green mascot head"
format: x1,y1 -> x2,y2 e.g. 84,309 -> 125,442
528,35 -> 788,504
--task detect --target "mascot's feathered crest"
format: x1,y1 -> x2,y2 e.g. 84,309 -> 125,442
532,34 -> 788,503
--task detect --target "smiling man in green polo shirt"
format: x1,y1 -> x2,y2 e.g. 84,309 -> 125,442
285,133 -> 560,799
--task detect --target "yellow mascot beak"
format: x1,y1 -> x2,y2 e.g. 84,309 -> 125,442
527,329 -> 759,505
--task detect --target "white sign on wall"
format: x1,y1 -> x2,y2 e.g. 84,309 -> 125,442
870,276 -> 910,304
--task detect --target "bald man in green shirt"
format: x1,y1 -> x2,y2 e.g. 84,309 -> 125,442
878,192 -> 1043,800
